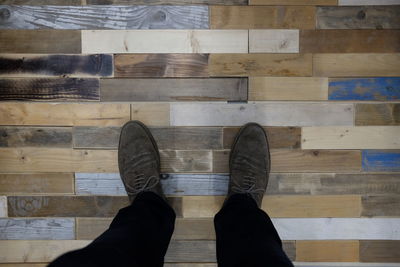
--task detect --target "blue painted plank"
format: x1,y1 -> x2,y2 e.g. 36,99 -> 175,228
362,150 -> 400,172
329,77 -> 400,101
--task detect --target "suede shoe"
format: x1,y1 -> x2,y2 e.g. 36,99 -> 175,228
118,121 -> 164,203
227,123 -> 270,207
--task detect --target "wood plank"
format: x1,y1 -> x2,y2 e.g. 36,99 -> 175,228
339,0 -> 400,5
170,102 -> 353,126
250,0 -> 337,5
73,127 -> 222,150
0,54 -> 113,78
0,173 -> 74,195
362,195 -> 400,216
302,126 -> 400,149
209,53 -> 312,77
85,0 -> 248,4
160,150 -> 212,173
360,241 -> 400,262
165,241 -> 216,262
329,77 -> 400,101
213,150 -> 361,173
300,30 -> 400,53
355,104 -> 400,126
0,196 -> 6,217
81,30 -> 248,54
0,127 -> 72,148
249,77 -> 328,101
100,78 -> 247,101
249,30 -> 299,53
0,78 -> 99,101
0,6 -> 208,30
131,102 -> 170,126
223,127 -> 301,149
210,6 -> 315,29
0,103 -> 130,126
0,218 -> 74,240
313,54 -> 400,77
362,150 -> 400,172
317,6 -> 400,29
296,241 -> 359,262
114,54 -> 209,78
182,195 -> 361,218
0,0 -> 81,4
0,30 -> 80,53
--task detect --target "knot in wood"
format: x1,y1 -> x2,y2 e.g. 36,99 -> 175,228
0,7 -> 11,21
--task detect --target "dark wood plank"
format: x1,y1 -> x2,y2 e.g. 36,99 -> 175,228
100,78 -> 247,101
360,241 -> 400,262
223,127 -> 300,149
86,0 -> 247,5
362,195 -> 400,216
362,150 -> 400,172
0,78 -> 99,101
0,5 -> 208,30
0,127 -> 72,148
0,30 -> 81,53
115,54 -> 209,78
0,54 -> 113,77
300,30 -> 400,53
317,6 -> 400,29
355,103 -> 400,125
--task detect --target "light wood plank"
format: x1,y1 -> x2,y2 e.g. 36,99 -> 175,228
250,0 -> 337,5
339,0 -> 400,5
0,0 -> 81,4
313,54 -> 400,77
362,150 -> 400,172
0,103 -> 130,126
210,6 -> 315,29
131,102 -> 170,126
362,195 -> 400,217
0,196 -> 6,217
249,30 -> 299,53
297,241 -> 359,262
249,77 -> 328,101
160,150 -> 212,173
209,54 -> 312,77
85,0 -> 248,4
360,241 -> 400,262
81,30 -> 248,54
355,104 -> 400,126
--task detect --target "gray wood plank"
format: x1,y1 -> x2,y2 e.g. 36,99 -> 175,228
360,241 -> 400,262
0,5 -> 208,29
362,195 -> 400,217
0,218 -> 74,240
0,0 -> 81,4
86,0 -> 247,4
100,78 -> 247,101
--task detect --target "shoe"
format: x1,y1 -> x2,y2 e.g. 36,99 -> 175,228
227,123 -> 270,207
118,120 -> 164,203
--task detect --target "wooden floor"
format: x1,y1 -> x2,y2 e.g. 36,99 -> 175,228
0,0 -> 400,265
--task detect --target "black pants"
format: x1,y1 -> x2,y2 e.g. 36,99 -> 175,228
49,192 -> 293,267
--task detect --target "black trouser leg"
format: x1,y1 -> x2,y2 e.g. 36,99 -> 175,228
49,192 -> 176,267
214,194 -> 294,267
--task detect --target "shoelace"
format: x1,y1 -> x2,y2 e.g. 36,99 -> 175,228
125,173 -> 160,194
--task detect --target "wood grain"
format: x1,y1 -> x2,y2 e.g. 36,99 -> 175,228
100,78 -> 247,101
114,54 -> 209,78
131,102 -> 170,126
0,103 -> 130,126
360,241 -> 400,262
250,0 -> 337,5
296,241 -> 359,262
85,0 -> 248,4
0,54 -> 113,78
362,150 -> 400,172
0,30 -> 80,53
317,6 -> 400,29
0,0 -> 81,4
160,150 -> 212,173
249,30 -> 299,53
355,104 -> 400,126
0,197 -> 6,217
209,53 -> 312,77
300,30 -> 400,53
249,77 -> 328,100
0,78 -> 99,101
362,195 -> 400,216
0,173 -> 74,195
82,30 -> 248,54
210,6 -> 315,29
339,0 -> 400,5
313,54 -> 400,77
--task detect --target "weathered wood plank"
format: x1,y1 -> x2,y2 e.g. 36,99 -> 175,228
85,0 -> 248,4
0,0 -> 81,4
339,0 -> 400,5
0,54 -> 113,78
355,104 -> 400,126
360,241 -> 400,262
0,78 -> 99,101
362,150 -> 400,172
210,6 -> 315,29
131,102 -> 170,126
100,78 -> 247,101
213,150 -> 361,173
160,150 -> 212,173
0,103 -> 130,126
313,54 -> 400,77
0,30 -> 80,53
165,241 -> 216,262
170,103 -> 354,126
82,30 -> 248,54
0,197 -> 6,217
209,53 -> 312,77
250,0 -> 337,5
362,195 -> 400,216
249,77 -> 328,101
0,5 -> 208,30
115,54 -> 209,78
300,30 -> 400,53
249,30 -> 299,53
0,218 -> 74,240
317,6 -> 400,29
0,173 -> 74,195
296,241 -> 359,262
302,126 -> 400,149
329,77 -> 400,101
